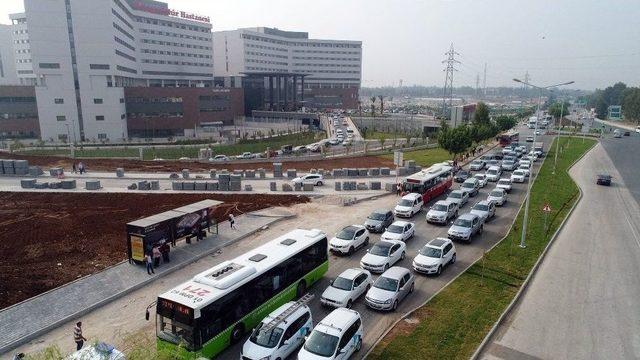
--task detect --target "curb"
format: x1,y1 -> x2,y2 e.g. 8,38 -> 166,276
0,213 -> 294,355
470,138 -> 598,359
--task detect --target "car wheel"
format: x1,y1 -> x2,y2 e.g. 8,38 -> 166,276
451,253 -> 456,264
401,251 -> 406,260
355,337 -> 362,352
479,225 -> 484,234
348,246 -> 354,256
384,264 -> 389,272
455,210 -> 458,218
230,323 -> 245,344
366,284 -> 371,291
296,280 -> 307,299
392,300 -> 399,311
346,299 -> 353,309
436,265 -> 442,276
316,181 -> 323,186
409,282 -> 415,293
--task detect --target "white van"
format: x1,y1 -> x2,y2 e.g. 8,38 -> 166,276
394,193 -> 424,218
298,308 -> 363,360
242,301 -> 313,360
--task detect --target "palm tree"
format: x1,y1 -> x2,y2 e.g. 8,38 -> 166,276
378,95 -> 385,115
370,96 -> 376,116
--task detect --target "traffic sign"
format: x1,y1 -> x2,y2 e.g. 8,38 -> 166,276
542,203 -> 551,213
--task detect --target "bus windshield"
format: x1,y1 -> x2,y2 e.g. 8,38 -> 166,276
156,315 -> 195,351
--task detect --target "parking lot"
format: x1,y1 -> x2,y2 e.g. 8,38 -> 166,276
217,124 -> 549,359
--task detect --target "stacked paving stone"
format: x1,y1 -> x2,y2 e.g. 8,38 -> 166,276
218,172 -> 230,191
14,160 -> 28,175
332,169 -> 344,177
150,180 -> 160,190
273,163 -> 283,178
183,181 -> 195,190
244,184 -> 253,191
335,182 -> 342,191
370,181 -> 382,190
138,181 -> 151,190
303,183 -> 314,191
230,175 -> 242,191
356,182 -> 369,190
282,183 -> 293,191
61,180 -> 76,189
34,182 -> 49,189
1,160 -> 15,175
20,179 -> 36,188
258,168 -> 266,179
86,180 -> 101,190
287,169 -> 297,178
209,169 -> 217,178
116,168 -> 125,177
28,166 -> 43,177
381,167 -> 391,176
294,182 -> 302,191
182,169 -> 190,179
270,182 -> 277,191
49,167 -> 64,177
245,170 -> 256,178
369,168 -> 380,176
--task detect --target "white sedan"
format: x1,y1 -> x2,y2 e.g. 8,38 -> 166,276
381,221 -> 415,242
497,178 -> 513,193
291,174 -> 324,186
487,188 -> 508,206
473,173 -> 488,188
321,268 -> 373,308
329,225 -> 370,255
360,240 -> 406,273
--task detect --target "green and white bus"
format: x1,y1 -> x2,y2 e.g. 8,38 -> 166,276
154,228 -> 328,359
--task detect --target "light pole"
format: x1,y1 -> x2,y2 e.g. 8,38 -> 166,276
552,100 -> 564,175
512,78 -> 574,249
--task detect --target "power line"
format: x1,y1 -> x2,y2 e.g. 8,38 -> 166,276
442,43 -> 460,118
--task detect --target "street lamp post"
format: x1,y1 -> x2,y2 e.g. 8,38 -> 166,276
553,100 -> 564,175
512,78 -> 574,249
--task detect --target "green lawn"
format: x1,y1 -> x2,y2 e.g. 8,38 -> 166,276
17,132 -> 319,160
381,147 -> 452,167
370,137 -> 596,360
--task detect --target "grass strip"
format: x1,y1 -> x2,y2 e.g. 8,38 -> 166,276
369,137 -> 596,359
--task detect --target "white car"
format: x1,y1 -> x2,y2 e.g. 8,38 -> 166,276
242,302 -> 313,360
511,170 -> 527,183
329,225 -> 370,255
446,189 -> 469,207
487,187 -> 508,206
394,193 -> 424,218
496,178 -> 513,193
426,200 -> 458,225
470,200 -> 496,223
485,166 -> 502,182
292,173 -> 324,186
321,268 -> 373,308
212,154 -> 228,162
239,152 -> 254,159
413,238 -> 456,275
365,267 -> 415,311
518,159 -> 531,167
381,221 -> 415,242
517,165 -> 531,177
298,308 -> 363,360
469,159 -> 486,171
473,173 -> 488,188
360,240 -> 406,273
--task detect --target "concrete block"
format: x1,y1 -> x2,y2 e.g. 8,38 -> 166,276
368,168 -> 380,176
172,181 -> 183,191
244,184 -> 253,191
34,182 -> 49,189
397,167 -> 408,176
347,168 -> 358,177
169,173 -> 180,179
385,183 -> 396,192
303,183 -> 314,191
3,160 -> 14,169
332,169 -> 344,177
358,168 -> 368,176
4,167 -> 15,175
233,169 -> 244,177
150,180 -> 160,190
273,163 -> 283,178
230,181 -> 242,191
182,169 -> 190,179
282,183 -> 293,192
219,181 -> 229,191
206,182 -> 219,191
137,181 -> 150,190
183,182 -> 195,191
14,167 -> 28,176
294,182 -> 302,191
194,182 -> 207,191
270,182 -> 277,191
209,169 -> 217,178
116,168 -> 125,178
357,182 -> 369,190
61,179 -> 76,189
85,180 -> 101,190
370,181 -> 382,190
287,169 -> 297,178
380,167 -> 391,176
259,168 -> 266,179
14,160 -> 28,169
335,181 -> 342,191
20,179 -> 36,189
245,170 -> 256,178
48,181 -> 61,189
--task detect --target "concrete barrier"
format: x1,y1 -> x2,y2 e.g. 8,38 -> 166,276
287,169 -> 297,178
116,168 -> 125,178
86,180 -> 101,190
20,179 -> 36,189
381,167 -> 391,176
270,182 -> 277,191
370,181 -> 382,190
172,181 -> 183,191
335,181 -> 342,191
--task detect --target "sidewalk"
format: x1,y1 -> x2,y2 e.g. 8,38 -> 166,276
0,209 -> 294,355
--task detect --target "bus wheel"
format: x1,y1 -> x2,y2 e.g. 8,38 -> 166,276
296,280 -> 307,298
230,323 -> 245,344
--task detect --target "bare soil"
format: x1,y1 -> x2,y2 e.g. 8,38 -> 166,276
0,192 -> 309,309
7,153 -> 394,173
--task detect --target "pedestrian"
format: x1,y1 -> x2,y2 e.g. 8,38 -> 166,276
78,161 -> 85,174
12,353 -> 25,360
152,246 -> 161,267
229,213 -> 236,229
145,252 -> 154,275
72,163 -> 77,174
74,321 -> 87,351
396,182 -> 402,196
160,242 -> 170,263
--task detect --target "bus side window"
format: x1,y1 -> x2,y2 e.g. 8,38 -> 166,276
302,237 -> 328,273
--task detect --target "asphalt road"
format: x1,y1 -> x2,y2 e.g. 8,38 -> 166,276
481,140 -> 640,359
220,125 -> 550,360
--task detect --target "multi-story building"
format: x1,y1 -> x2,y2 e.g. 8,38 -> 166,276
0,25 -> 19,86
1,0 -> 242,143
213,27 -> 362,110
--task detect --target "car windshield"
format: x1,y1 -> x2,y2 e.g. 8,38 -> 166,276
398,199 -> 413,207
336,227 -> 356,240
487,169 -> 497,175
433,204 -> 448,212
474,175 -> 485,180
303,330 -> 339,357
462,182 -> 474,189
369,243 -> 391,256
453,218 -> 472,227
449,192 -> 462,199
472,160 -> 482,165
419,246 -> 442,258
457,171 -> 469,176
473,203 -> 488,211
514,171 -> 523,176
490,190 -> 503,197
368,212 -> 386,221
387,225 -> 404,234
250,322 -> 284,348
374,276 -> 399,291
332,276 -> 353,291
499,180 -> 510,185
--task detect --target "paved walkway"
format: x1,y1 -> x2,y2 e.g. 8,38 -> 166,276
0,209 -> 294,354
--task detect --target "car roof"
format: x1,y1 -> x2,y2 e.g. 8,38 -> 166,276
487,166 -> 501,170
427,238 -> 449,249
262,301 -> 311,329
342,224 -> 364,232
372,209 -> 391,215
315,308 -> 359,336
402,193 -> 421,200
374,240 -> 402,248
380,266 -> 410,279
498,178 -> 511,182
475,200 -> 492,206
435,199 -> 453,206
450,189 -> 465,194
463,178 -> 478,183
459,213 -> 479,220
490,187 -> 506,194
391,220 -> 411,227
337,268 -> 364,280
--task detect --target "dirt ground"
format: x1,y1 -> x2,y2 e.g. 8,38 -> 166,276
8,153 -> 394,173
0,192 -> 309,310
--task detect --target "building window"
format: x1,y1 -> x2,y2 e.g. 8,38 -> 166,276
58,134 -> 68,141
90,64 -> 110,70
39,63 -> 60,69
119,98 -> 125,103
56,115 -> 66,121
93,98 -> 103,104
96,115 -> 105,121
98,133 -> 107,139
121,114 -> 126,119
54,98 -> 64,104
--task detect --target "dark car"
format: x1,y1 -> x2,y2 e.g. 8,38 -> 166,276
596,174 -> 612,186
454,170 -> 471,183
364,209 -> 394,233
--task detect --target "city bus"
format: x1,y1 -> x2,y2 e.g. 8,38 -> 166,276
498,130 -> 519,146
153,228 -> 328,359
401,162 -> 453,204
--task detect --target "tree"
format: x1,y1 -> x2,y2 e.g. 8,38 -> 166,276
370,96 -> 376,116
473,102 -> 490,126
494,115 -> 517,131
622,87 -> 640,123
378,95 -> 385,115
438,125 -> 471,159
378,133 -> 386,150
548,101 -> 571,120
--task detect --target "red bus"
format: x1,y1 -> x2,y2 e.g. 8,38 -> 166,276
402,162 -> 454,204
498,130 -> 519,147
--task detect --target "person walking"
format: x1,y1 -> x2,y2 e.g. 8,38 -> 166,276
152,246 -> 161,267
229,213 -> 236,229
145,252 -> 154,275
74,322 -> 87,351
396,182 -> 402,196
78,161 -> 85,174
72,163 -> 77,174
160,242 -> 170,263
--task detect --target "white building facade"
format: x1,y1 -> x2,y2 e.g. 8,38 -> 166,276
9,0 -> 213,142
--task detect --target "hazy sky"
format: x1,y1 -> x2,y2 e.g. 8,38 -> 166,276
1,0 -> 638,90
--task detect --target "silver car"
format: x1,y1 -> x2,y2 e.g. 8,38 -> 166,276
446,189 -> 469,207
365,267 -> 415,311
470,200 -> 496,223
447,213 -> 483,242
